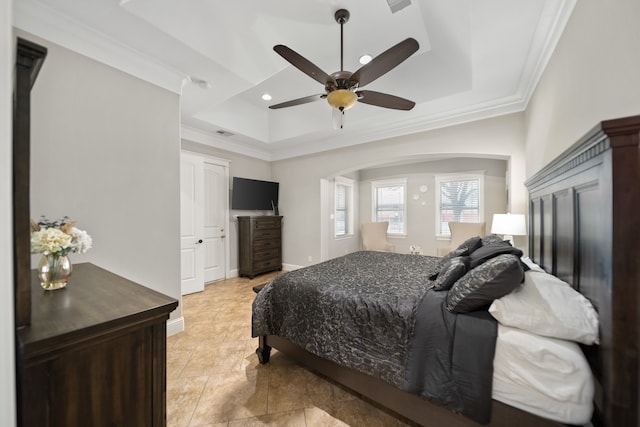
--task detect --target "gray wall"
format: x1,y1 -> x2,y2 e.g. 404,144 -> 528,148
525,0 -> 640,177
25,31 -> 183,322
1,0 -> 16,422
272,113 -> 525,268
357,158 -> 508,256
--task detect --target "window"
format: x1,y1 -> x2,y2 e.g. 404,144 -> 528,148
335,177 -> 354,237
435,174 -> 484,237
371,179 -> 407,235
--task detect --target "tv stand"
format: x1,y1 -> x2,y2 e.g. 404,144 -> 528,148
238,216 -> 283,278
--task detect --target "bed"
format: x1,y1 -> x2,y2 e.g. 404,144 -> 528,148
251,115 -> 640,427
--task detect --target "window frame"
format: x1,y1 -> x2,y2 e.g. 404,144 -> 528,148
435,173 -> 485,238
371,178 -> 407,236
334,176 -> 354,238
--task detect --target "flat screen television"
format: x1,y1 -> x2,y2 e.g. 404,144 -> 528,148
231,177 -> 279,211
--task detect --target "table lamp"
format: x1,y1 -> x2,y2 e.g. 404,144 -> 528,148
491,213 -> 526,245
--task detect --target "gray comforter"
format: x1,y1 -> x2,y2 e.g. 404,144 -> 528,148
251,251 -> 497,423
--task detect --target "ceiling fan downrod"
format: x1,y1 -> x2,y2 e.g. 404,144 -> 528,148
335,9 -> 350,72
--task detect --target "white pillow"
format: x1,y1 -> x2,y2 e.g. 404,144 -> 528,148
493,325 -> 594,424
520,256 -> 545,273
488,270 -> 599,345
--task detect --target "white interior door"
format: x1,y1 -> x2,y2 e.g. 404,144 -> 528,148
180,153 -> 204,295
203,162 -> 226,283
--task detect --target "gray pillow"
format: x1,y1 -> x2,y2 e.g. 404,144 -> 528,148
442,236 -> 482,260
481,234 -> 505,246
468,242 -> 523,269
462,236 -> 483,254
446,254 -> 524,313
442,247 -> 470,260
432,257 -> 470,291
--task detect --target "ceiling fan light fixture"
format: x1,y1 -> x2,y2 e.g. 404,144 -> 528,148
327,89 -> 357,110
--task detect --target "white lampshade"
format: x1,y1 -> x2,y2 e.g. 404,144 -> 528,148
491,213 -> 526,244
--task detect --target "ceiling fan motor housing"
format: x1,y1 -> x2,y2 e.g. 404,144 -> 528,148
326,71 -> 358,92
326,71 -> 359,111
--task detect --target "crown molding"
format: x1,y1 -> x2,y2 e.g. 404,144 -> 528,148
268,94 -> 527,161
14,0 -> 185,94
181,126 -> 273,161
519,0 -> 577,106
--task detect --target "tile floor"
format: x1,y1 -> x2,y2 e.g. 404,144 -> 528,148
166,272 -> 413,427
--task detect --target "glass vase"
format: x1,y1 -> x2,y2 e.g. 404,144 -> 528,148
37,254 -> 72,290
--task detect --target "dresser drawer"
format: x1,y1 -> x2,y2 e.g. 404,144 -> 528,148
254,238 -> 280,250
253,258 -> 281,271
253,228 -> 280,240
254,228 -> 280,240
253,218 -> 281,230
254,248 -> 280,262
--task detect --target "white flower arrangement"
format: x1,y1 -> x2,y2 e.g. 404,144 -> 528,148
31,216 -> 92,256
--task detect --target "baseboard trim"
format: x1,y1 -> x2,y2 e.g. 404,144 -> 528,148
282,263 -> 303,271
167,316 -> 184,336
229,265 -> 303,277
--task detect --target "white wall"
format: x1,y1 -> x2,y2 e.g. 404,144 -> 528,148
525,0 -> 640,177
23,31 -> 183,324
1,0 -> 16,424
272,113 -> 525,267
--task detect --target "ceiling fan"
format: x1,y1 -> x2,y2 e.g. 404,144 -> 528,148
269,9 -> 419,127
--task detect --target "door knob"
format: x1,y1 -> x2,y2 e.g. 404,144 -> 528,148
196,239 -> 203,244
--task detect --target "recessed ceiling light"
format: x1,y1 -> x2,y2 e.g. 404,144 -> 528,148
261,93 -> 272,101
359,54 -> 372,65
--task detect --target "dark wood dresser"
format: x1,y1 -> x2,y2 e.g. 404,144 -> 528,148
16,263 -> 178,427
238,216 -> 283,278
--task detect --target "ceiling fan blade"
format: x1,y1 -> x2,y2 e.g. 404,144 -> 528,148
356,90 -> 415,111
351,38 -> 419,87
269,94 -> 325,109
274,45 -> 336,86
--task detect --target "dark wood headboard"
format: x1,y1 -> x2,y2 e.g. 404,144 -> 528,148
525,115 -> 640,427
